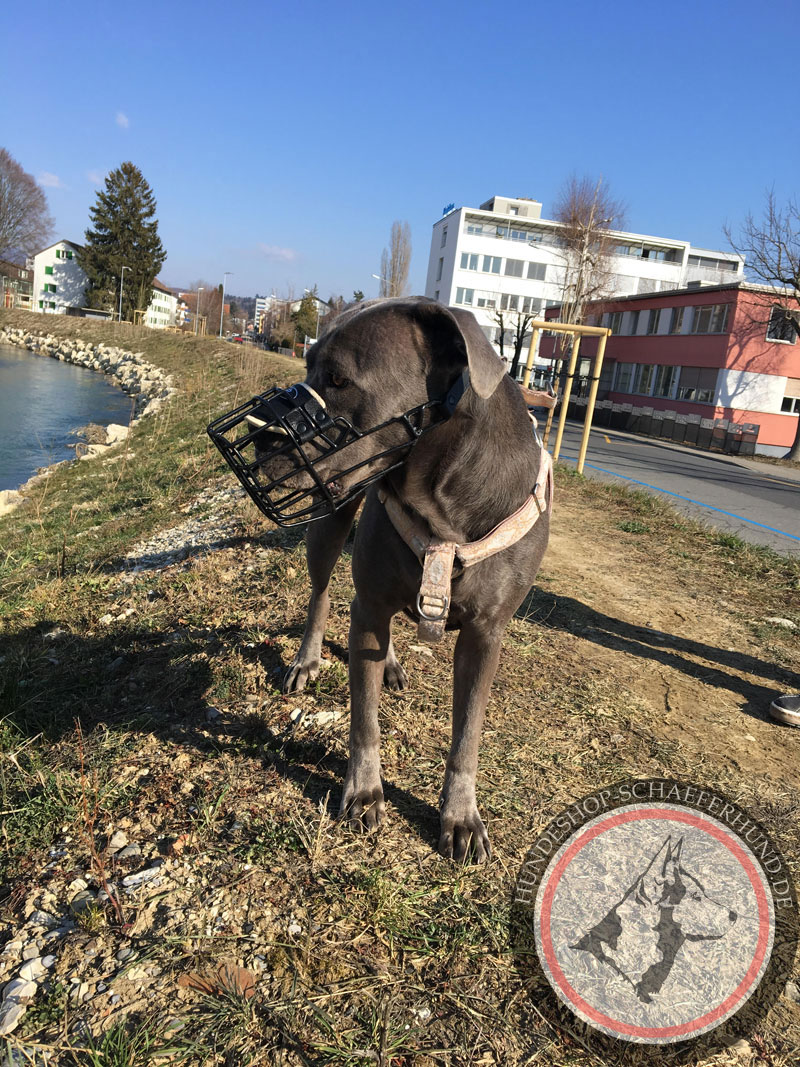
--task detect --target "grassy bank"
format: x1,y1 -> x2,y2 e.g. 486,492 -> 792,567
1,309 -> 799,1066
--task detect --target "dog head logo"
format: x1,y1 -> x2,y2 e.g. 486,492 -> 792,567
571,836 -> 737,1004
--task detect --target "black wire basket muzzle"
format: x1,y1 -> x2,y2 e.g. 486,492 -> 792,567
207,382 -> 440,526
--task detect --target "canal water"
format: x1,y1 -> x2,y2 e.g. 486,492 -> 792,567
0,343 -> 134,491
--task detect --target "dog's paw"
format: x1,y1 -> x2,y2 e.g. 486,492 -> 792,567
438,811 -> 491,864
283,657 -> 319,694
339,784 -> 385,833
383,656 -> 408,691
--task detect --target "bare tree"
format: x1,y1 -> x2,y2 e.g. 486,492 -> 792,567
491,305 -> 535,379
552,176 -> 626,328
0,148 -> 54,262
725,191 -> 800,459
379,220 -> 412,297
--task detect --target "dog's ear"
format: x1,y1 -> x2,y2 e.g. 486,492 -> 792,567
445,306 -> 508,399
409,301 -> 507,399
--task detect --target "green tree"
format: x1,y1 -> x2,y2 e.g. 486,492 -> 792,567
292,290 -> 320,342
79,162 -> 166,321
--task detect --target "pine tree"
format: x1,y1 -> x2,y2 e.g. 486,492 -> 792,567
79,162 -> 166,321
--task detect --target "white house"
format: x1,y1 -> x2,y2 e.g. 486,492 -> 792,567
425,196 -> 745,371
31,239 -> 176,327
143,280 -> 177,329
32,240 -> 89,314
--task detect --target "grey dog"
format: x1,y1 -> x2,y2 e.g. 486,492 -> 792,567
278,297 -> 550,861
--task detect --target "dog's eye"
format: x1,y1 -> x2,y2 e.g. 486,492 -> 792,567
329,374 -> 349,388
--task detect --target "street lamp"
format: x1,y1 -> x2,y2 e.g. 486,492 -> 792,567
194,286 -> 204,336
118,265 -> 129,322
303,288 -> 322,341
372,272 -> 390,295
219,272 -> 233,338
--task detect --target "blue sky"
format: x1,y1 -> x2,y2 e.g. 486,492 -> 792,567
3,0 -> 798,301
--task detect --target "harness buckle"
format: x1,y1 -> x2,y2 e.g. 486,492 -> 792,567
416,592 -> 450,622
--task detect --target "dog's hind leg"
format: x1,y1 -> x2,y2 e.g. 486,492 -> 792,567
438,621 -> 502,863
283,496 -> 407,694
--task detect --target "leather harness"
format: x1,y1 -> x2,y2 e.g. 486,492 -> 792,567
378,440 -> 553,644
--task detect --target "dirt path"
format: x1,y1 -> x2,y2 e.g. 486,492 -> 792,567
539,491 -> 800,786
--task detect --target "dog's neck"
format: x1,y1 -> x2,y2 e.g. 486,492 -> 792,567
386,375 -> 540,543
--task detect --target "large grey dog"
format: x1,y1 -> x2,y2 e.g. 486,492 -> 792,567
277,297 -> 550,861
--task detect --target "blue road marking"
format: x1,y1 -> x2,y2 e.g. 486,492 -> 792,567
557,454 -> 800,545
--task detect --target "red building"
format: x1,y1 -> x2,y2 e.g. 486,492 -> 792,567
542,283 -> 800,456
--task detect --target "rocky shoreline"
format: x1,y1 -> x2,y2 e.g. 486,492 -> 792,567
0,327 -> 179,516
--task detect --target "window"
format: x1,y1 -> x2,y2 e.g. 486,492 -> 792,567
782,378 -> 800,412
691,303 -> 729,333
436,258 -> 443,282
476,293 -> 496,308
441,226 -> 447,247
627,310 -> 640,335
55,249 -> 61,258
676,367 -> 717,403
44,283 -> 56,293
504,258 -> 524,277
500,293 -> 519,311
521,296 -> 541,314
483,255 -> 501,274
633,364 -> 654,395
608,311 -> 623,333
614,363 -> 634,392
455,287 -> 474,305
45,266 -> 54,275
767,307 -> 798,344
66,251 -> 73,259
527,261 -> 547,281
669,307 -> 685,334
460,253 -> 479,271
647,309 -> 661,334
653,364 -> 678,397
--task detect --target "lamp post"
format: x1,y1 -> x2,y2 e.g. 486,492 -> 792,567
371,272 -> 390,296
219,272 -> 232,338
194,286 -> 204,335
303,288 -> 322,341
118,265 -> 129,322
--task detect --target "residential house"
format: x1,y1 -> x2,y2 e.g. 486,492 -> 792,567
0,260 -> 33,309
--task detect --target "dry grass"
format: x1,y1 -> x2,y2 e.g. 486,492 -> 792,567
1,309 -> 799,1065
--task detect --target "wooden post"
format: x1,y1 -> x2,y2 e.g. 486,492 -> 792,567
552,334 -> 581,462
576,330 -> 610,474
522,326 -> 540,389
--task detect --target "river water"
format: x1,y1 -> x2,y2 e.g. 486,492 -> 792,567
0,343 -> 134,491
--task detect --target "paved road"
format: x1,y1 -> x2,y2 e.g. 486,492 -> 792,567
550,421 -> 800,556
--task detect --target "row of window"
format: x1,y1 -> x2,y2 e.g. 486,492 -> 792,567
463,220 -> 559,246
602,303 -> 731,336
38,300 -> 56,309
54,249 -> 74,260
612,362 -> 718,403
458,252 -> 548,281
455,287 -> 544,315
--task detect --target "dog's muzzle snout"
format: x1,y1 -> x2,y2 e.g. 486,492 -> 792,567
207,381 -> 438,527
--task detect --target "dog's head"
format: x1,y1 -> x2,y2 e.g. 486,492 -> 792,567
214,298 -> 508,525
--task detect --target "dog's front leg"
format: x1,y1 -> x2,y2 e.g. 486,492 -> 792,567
340,594 -> 389,831
439,622 -> 502,863
283,498 -> 360,694
284,496 -> 407,694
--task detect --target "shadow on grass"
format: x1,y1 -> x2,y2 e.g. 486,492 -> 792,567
0,616 -> 439,852
516,589 -> 800,722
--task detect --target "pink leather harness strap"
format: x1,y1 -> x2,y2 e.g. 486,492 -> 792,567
378,448 -> 553,644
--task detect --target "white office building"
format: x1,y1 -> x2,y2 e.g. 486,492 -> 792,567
425,195 -> 744,370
